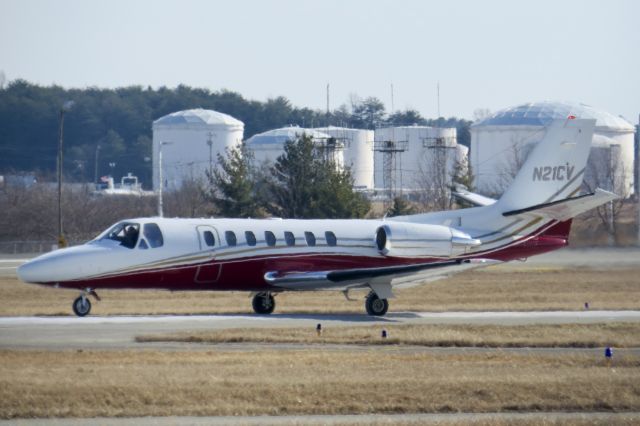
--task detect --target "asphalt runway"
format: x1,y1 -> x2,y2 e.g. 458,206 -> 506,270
1,310 -> 639,350
3,412 -> 640,426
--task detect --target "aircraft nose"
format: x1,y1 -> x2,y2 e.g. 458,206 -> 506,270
17,259 -> 51,284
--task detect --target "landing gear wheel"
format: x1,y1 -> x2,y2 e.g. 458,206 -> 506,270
252,292 -> 275,315
365,292 -> 388,316
72,296 -> 92,317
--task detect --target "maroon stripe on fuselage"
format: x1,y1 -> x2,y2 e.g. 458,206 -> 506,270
39,220 -> 570,291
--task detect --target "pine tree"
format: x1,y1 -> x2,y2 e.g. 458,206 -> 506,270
208,144 -> 264,218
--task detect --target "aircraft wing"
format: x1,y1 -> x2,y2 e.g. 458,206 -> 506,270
452,189 -> 497,207
502,188 -> 619,221
264,258 -> 499,295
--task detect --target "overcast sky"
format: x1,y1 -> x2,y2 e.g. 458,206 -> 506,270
1,0 -> 638,122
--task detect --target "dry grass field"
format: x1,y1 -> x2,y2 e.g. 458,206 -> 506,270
2,266 -> 639,421
1,349 -> 639,419
1,267 -> 639,316
137,322 -> 640,348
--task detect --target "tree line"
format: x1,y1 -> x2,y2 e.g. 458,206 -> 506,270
0,80 -> 472,188
0,134 -> 370,244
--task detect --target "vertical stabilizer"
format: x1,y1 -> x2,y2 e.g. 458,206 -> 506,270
497,118 -> 596,211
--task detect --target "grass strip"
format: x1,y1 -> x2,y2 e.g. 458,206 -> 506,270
136,322 -> 640,348
1,349 -> 639,418
2,267 -> 639,316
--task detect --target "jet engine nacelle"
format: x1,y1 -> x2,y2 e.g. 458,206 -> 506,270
375,222 -> 481,258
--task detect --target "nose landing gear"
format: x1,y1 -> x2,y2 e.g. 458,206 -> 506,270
72,289 -> 100,317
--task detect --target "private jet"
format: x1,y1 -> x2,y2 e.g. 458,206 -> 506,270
18,118 -> 617,316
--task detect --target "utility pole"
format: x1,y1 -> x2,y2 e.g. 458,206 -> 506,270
57,100 -> 74,248
637,114 -> 639,246
94,144 -> 101,184
158,141 -> 172,217
207,132 -> 214,178
437,81 -> 441,119
326,83 -> 330,126
326,83 -> 330,115
390,83 -> 394,114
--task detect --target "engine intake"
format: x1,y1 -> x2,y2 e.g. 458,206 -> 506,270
375,222 -> 480,258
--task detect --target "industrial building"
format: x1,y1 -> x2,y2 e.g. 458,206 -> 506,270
372,126 -> 466,194
245,126 -> 343,167
471,101 -> 636,196
313,127 -> 375,190
152,109 -> 244,191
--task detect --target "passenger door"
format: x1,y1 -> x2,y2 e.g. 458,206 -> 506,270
195,225 -> 222,284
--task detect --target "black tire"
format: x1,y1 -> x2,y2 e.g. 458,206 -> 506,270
72,296 -> 91,317
365,292 -> 388,316
252,292 -> 275,315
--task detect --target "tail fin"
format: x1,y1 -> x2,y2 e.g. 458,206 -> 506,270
497,118 -> 596,211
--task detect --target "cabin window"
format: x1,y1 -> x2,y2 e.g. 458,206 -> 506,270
138,239 -> 149,249
143,223 -> 164,248
304,231 -> 316,247
102,222 -> 140,249
284,231 -> 295,246
225,231 -> 237,247
203,230 -> 215,247
245,231 -> 257,246
325,231 -> 337,247
265,231 -> 276,247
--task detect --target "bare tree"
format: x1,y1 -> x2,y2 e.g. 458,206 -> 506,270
583,145 -> 630,245
473,108 -> 492,121
414,143 -> 455,211
0,183 -> 157,247
164,175 -> 212,218
489,137 -> 535,197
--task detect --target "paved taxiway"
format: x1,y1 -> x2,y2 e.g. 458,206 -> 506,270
1,310 -> 639,350
3,412 -> 640,426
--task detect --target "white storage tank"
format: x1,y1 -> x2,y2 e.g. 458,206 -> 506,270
152,109 -> 244,191
470,101 -> 636,196
373,126 -> 459,191
314,127 -> 374,189
245,126 -> 342,167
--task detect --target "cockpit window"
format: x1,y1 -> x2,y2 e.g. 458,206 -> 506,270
101,222 -> 140,249
143,223 -> 164,248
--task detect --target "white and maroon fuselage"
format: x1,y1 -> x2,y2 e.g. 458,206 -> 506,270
17,214 -> 571,293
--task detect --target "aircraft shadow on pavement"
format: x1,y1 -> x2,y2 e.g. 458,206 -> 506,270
207,312 -> 422,323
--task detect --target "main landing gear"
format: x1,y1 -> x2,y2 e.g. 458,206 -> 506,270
365,291 -> 389,316
252,292 -> 276,315
72,289 -> 100,317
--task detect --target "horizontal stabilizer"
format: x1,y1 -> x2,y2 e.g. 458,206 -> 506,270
502,188 -> 619,221
452,189 -> 497,207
